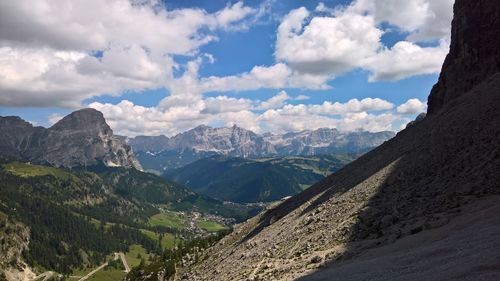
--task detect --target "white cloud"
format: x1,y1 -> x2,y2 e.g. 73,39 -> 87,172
294,95 -> 310,101
350,0 -> 454,41
275,2 -> 450,82
396,98 -> 427,114
199,63 -> 290,93
364,40 -> 449,81
276,8 -> 382,76
308,98 -> 394,115
48,113 -> 63,125
349,0 -> 430,32
0,46 -> 168,107
202,96 -> 253,114
259,108 -> 397,133
196,63 -> 330,92
406,0 -> 455,42
260,91 -> 290,110
315,2 -> 333,13
215,1 -> 255,28
0,0 -> 260,108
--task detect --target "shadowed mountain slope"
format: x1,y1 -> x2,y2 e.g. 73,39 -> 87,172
174,0 -> 500,280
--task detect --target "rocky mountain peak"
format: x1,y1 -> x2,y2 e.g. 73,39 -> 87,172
192,124 -> 211,132
428,0 -> 500,114
50,108 -> 111,133
0,109 -> 142,170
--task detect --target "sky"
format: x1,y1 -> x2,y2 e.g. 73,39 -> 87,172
0,0 -> 454,136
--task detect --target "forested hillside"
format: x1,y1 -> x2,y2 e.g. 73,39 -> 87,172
164,154 -> 359,203
0,160 -> 254,276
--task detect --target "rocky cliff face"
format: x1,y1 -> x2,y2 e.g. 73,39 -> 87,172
0,216 -> 36,281
175,1 -> 500,280
167,125 -> 277,157
428,0 -> 500,114
0,108 -> 142,170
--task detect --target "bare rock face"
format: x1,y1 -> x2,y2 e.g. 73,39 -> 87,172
0,108 -> 142,170
428,0 -> 500,114
0,217 -> 36,281
167,124 -> 277,157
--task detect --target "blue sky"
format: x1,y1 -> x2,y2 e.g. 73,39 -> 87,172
0,0 -> 454,136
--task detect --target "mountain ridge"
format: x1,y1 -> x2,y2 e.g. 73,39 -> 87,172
0,108 -> 142,170
128,125 -> 395,171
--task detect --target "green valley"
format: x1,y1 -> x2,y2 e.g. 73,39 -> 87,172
0,160 -> 253,280
163,154 -> 359,203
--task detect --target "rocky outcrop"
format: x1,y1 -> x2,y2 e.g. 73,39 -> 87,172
0,216 -> 36,281
0,108 -> 142,170
428,0 -> 500,114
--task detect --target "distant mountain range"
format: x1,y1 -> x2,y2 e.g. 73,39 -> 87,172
127,125 -> 395,172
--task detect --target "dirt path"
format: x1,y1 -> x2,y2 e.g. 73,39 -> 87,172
78,262 -> 109,281
35,271 -> 55,281
118,252 -> 131,273
78,253 -> 121,281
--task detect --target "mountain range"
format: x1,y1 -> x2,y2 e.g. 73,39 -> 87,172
128,125 -> 395,172
131,0 -> 500,280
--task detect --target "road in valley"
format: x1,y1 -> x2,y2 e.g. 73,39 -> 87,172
78,252 -> 129,281
118,252 -> 131,272
78,261 -> 109,281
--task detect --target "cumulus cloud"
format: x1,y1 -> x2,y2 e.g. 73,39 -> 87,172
294,95 -> 310,101
396,98 -> 427,114
275,1 -> 451,81
276,7 -> 382,76
364,40 -> 449,81
259,91 -> 290,110
308,98 -> 394,115
349,0 -> 454,41
0,0 -> 259,107
0,46 -> 169,107
202,96 -> 253,114
215,1 -> 256,28
0,0 -> 252,52
259,109 -> 397,133
48,113 -> 63,125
